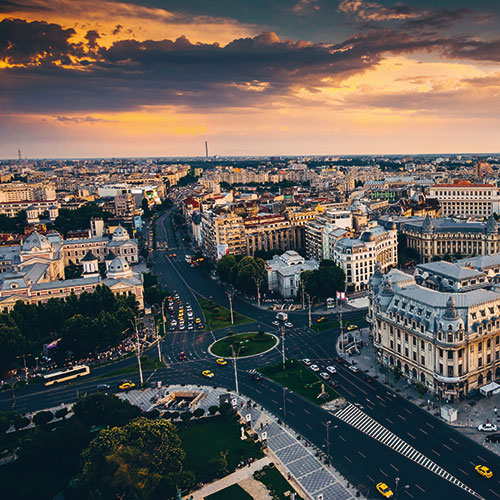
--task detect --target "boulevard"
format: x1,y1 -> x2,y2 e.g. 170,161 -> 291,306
2,211 -> 500,500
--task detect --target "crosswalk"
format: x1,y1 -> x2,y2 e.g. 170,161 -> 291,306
335,404 -> 483,500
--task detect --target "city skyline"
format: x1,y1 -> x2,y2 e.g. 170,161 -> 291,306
2,0 -> 500,158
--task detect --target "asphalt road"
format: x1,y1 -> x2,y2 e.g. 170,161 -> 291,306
2,208 -> 500,500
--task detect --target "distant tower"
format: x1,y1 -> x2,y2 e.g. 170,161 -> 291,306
205,141 -> 209,158
18,147 -> 22,161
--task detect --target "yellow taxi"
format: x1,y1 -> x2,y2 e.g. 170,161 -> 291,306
376,482 -> 393,498
118,381 -> 136,391
347,324 -> 358,331
216,358 -> 227,366
202,370 -> 214,378
475,464 -> 493,478
195,317 -> 202,323
316,316 -> 327,323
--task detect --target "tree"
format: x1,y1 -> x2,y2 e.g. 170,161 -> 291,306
180,411 -> 192,422
216,254 -> 237,283
0,322 -> 25,374
0,411 -> 10,434
193,408 -> 205,418
14,415 -> 30,430
32,410 -> 54,426
55,407 -> 69,420
79,417 -> 185,499
301,261 -> 345,300
233,256 -> 266,296
208,405 -> 219,416
73,393 -> 141,428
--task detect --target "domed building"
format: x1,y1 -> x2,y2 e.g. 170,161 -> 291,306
333,222 -> 397,292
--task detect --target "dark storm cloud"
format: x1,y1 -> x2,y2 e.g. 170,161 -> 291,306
402,9 -> 489,33
0,0 -> 50,13
0,18 -> 78,64
1,15 -> 500,116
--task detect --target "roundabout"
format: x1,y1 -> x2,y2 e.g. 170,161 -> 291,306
208,331 -> 278,358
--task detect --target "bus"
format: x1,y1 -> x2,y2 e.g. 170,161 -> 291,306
43,365 -> 90,386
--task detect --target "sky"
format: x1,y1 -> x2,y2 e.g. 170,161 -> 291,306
1,0 -> 500,158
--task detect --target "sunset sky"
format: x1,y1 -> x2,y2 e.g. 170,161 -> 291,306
1,0 -> 500,158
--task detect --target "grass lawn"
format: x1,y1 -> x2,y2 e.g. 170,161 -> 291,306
211,331 -> 277,357
255,466 -> 300,499
199,298 -> 254,330
206,484 -> 253,500
176,414 -> 264,483
260,359 -> 339,404
93,356 -> 164,380
312,316 -> 366,333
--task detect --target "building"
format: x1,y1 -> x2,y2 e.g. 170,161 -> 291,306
114,193 -> 140,222
266,250 -> 318,298
402,215 -> 500,263
333,222 -> 397,291
0,233 -> 143,310
0,182 -> 56,203
428,180 -> 500,218
369,266 -> 500,401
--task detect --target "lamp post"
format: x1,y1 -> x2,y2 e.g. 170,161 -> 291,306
161,296 -> 168,335
323,420 -> 332,465
231,344 -> 242,396
306,293 -> 313,328
226,290 -> 234,325
281,324 -> 286,371
132,316 -> 147,386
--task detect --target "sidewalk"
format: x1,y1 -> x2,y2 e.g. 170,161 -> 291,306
183,457 -> 271,500
342,327 -> 500,456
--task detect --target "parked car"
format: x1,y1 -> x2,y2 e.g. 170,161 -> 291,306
478,423 -> 498,432
485,433 -> 500,443
326,366 -> 337,374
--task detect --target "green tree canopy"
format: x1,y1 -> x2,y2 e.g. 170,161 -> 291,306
79,417 -> 186,499
73,393 -> 141,428
301,261 -> 345,300
216,254 -> 237,283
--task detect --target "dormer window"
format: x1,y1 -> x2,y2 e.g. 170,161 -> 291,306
10,283 -> 17,289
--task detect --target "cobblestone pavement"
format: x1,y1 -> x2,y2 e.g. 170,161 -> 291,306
344,327 -> 500,456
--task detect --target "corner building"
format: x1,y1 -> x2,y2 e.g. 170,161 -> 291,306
369,267 -> 500,401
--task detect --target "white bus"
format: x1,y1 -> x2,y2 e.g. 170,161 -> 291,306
43,365 -> 90,386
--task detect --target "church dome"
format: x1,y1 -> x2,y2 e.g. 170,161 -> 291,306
360,231 -> 375,242
112,225 -> 130,242
107,256 -> 132,278
21,231 -> 52,252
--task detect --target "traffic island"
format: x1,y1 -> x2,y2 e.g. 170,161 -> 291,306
209,331 -> 278,358
199,298 -> 254,330
259,359 -> 339,404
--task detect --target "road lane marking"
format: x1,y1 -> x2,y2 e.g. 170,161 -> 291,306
338,434 -> 346,442
358,451 -> 366,458
398,414 -> 406,421
385,418 -> 394,424
442,443 -> 452,451
450,438 -> 459,445
458,468 -> 469,476
304,409 -> 311,415
366,474 -> 374,483
344,456 -> 352,463
415,484 -> 426,493
272,399 -> 279,405
489,489 -> 500,498
469,461 -> 476,466
407,433 -> 416,439
425,422 -> 434,428
477,455 -> 486,462
431,449 -> 441,456
306,423 -> 312,429
379,469 -> 388,477
389,464 -> 399,472
404,408 -> 412,414
419,428 -> 428,435
404,491 -> 414,499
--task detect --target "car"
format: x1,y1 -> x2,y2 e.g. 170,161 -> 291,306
302,358 -> 312,366
376,482 -> 394,498
216,358 -> 227,366
310,364 -> 320,372
486,433 -> 500,443
96,383 -> 110,392
118,381 -> 136,391
197,323 -> 204,329
284,322 -> 294,328
326,366 -> 337,374
168,253 -> 176,258
179,352 -> 187,361
248,369 -> 263,381
478,423 -> 498,432
348,364 -> 360,373
316,316 -> 327,323
475,465 -> 493,479
272,320 -> 280,326
188,324 -> 194,330
169,324 -> 175,331
170,319 -> 177,326
179,323 -> 185,330
195,317 -> 201,323
202,370 -> 214,378
187,311 -> 194,319
330,380 -> 340,389
320,372 -> 330,380
347,324 -> 358,331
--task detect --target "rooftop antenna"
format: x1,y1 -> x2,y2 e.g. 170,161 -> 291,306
205,141 -> 209,158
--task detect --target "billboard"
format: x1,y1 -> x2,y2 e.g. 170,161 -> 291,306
216,244 -> 229,260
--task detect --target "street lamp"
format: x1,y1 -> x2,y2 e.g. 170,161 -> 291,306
394,477 -> 409,499
226,289 -> 234,325
131,316 -> 147,386
231,344 -> 242,396
323,420 -> 332,465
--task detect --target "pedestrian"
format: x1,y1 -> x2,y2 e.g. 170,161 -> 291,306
495,406 -> 498,415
